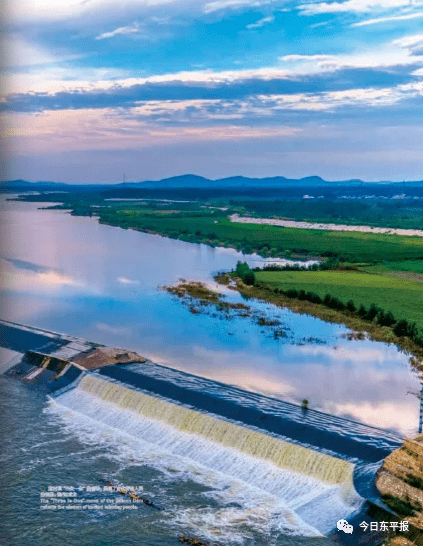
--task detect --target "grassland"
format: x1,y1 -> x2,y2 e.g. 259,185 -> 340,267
254,270 -> 423,331
96,211 -> 423,263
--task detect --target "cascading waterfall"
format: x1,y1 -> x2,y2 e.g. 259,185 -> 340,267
51,373 -> 364,538
80,375 -> 359,496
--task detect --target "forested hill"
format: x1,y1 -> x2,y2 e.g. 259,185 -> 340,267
2,175 -> 423,193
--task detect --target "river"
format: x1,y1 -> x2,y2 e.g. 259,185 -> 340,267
0,196 -> 420,545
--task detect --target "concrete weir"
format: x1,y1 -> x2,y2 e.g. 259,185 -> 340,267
0,319 -> 405,537
77,373 -> 359,504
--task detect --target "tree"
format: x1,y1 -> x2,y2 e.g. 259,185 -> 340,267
244,271 -> 255,285
394,320 -> 409,337
358,304 -> 367,318
347,300 -> 356,314
366,304 -> 379,321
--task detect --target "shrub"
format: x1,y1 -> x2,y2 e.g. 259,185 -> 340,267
285,289 -> 298,298
407,321 -> 418,340
376,310 -> 386,326
323,295 -> 345,311
323,294 -> 332,306
243,271 -> 256,285
383,311 -> 397,327
394,319 -> 410,337
308,292 -> 322,304
413,334 -> 423,348
365,304 -> 379,321
346,300 -> 356,314
358,305 -> 367,318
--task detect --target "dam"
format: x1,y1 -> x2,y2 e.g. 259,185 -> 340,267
0,319 -> 407,544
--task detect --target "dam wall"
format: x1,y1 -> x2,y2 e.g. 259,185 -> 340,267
99,364 -> 401,464
76,373 -> 359,504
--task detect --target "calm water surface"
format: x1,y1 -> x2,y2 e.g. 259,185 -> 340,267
0,197 -> 420,436
0,197 -> 420,546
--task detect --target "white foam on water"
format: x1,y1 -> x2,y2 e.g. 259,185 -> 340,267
45,378 -> 363,542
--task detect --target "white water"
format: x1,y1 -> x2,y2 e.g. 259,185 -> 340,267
48,375 -> 364,539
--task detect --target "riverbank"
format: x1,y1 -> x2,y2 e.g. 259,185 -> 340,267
215,273 -> 423,366
94,213 -> 423,263
376,435 -> 423,533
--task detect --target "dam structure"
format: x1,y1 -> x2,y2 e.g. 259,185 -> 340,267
0,319 -> 404,541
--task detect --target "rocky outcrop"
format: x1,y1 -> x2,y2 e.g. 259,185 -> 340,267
376,434 -> 423,533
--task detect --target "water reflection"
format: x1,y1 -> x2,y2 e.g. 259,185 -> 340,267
0,197 -> 420,436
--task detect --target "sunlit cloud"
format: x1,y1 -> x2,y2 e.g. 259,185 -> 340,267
4,0 -> 423,182
2,107 -> 301,154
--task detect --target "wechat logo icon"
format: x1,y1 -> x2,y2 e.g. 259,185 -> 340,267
337,519 -> 353,534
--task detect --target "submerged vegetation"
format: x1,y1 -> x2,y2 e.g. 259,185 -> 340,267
221,268 -> 423,363
163,281 -> 288,336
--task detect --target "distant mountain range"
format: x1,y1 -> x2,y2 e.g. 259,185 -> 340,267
1,174 -> 422,190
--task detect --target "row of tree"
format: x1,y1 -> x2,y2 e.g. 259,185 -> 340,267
267,287 -> 423,347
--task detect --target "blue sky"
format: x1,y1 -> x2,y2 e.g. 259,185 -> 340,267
2,0 -> 423,182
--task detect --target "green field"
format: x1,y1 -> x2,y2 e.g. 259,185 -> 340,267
363,260 -> 423,274
255,270 -> 423,330
97,211 -> 423,263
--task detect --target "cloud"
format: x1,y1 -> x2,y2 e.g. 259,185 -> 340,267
246,15 -> 275,28
279,54 -> 335,62
96,22 -> 142,40
394,34 -> 423,55
4,29 -> 422,101
2,63 -> 419,115
299,0 -> 423,16
8,0 -> 177,22
203,0 -> 276,14
0,35 -> 81,69
352,11 -> 423,26
2,107 -> 300,155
